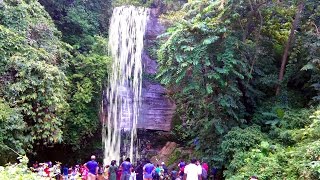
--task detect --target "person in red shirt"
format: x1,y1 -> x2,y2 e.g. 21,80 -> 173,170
44,163 -> 50,177
202,162 -> 208,172
116,166 -> 122,180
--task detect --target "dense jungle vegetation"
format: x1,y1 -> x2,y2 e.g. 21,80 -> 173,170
0,0 -> 320,179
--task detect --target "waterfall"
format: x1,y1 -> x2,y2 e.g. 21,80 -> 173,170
102,6 -> 149,165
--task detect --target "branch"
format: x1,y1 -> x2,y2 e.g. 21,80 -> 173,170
249,9 -> 263,78
311,21 -> 319,34
7,146 -> 23,157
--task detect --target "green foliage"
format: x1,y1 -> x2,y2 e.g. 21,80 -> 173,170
224,107 -> 320,179
0,1 -> 319,179
0,0 -> 69,151
0,156 -> 38,180
67,5 -> 100,35
64,36 -> 111,148
38,0 -> 112,51
39,0 -> 112,34
0,100 -> 27,165
157,1 -> 320,178
166,149 -> 181,166
157,0 -> 255,162
219,125 -> 268,166
0,0 -> 113,161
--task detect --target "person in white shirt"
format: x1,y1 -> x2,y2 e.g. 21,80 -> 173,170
183,159 -> 202,180
196,160 -> 202,176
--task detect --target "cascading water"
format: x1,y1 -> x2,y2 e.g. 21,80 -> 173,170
102,6 -> 149,165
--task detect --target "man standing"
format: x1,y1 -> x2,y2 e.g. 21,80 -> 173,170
62,164 -> 69,180
183,159 -> 202,180
85,155 -> 99,180
178,160 -> 186,179
143,160 -> 154,180
121,158 -> 132,180
135,160 -> 143,180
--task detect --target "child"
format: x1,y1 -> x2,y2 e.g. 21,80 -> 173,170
129,169 -> 136,180
81,166 -> 88,180
70,167 -> 77,180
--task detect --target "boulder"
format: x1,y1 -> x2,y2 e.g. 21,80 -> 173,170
150,141 -> 178,164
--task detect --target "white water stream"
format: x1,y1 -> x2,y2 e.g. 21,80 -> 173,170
102,6 -> 149,165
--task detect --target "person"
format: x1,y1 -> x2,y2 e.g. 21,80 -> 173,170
109,160 -> 118,180
201,162 -> 208,172
159,164 -> 165,179
97,162 -> 104,180
134,160 -> 143,180
79,165 -> 84,176
129,169 -> 137,180
200,161 -> 208,180
53,164 -> 61,180
170,168 -> 177,180
63,164 -> 69,180
44,163 -> 50,177
81,165 -> 89,180
199,161 -> 208,180
121,158 -> 132,180
32,161 -> 39,172
142,160 -> 154,180
70,167 -> 78,180
161,162 -> 168,176
84,155 -> 99,180
38,163 -> 45,177
104,165 -> 110,180
178,160 -> 186,179
154,164 -> 161,180
117,166 -> 122,180
183,159 -> 202,180
196,160 -> 203,180
48,161 -> 53,168
211,167 -> 217,180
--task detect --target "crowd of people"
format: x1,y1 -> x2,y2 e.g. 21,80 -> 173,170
31,156 -> 105,180
30,156 -> 219,180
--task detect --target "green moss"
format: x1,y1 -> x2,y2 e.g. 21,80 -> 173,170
167,149 -> 181,166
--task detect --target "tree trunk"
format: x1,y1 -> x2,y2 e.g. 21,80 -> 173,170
276,2 -> 304,95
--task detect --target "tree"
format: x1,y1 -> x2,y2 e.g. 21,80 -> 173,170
0,0 -> 70,153
276,1 -> 304,95
157,0 -> 255,159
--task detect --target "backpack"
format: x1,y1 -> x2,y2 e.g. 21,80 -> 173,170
201,168 -> 208,179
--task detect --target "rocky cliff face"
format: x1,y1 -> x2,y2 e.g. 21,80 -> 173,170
137,8 -> 175,131
101,7 -> 175,132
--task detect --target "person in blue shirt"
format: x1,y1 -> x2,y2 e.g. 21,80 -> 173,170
121,158 -> 132,180
178,159 -> 186,179
170,168 -> 177,180
84,155 -> 99,180
154,164 -> 161,180
62,164 -> 69,180
143,160 -> 154,180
